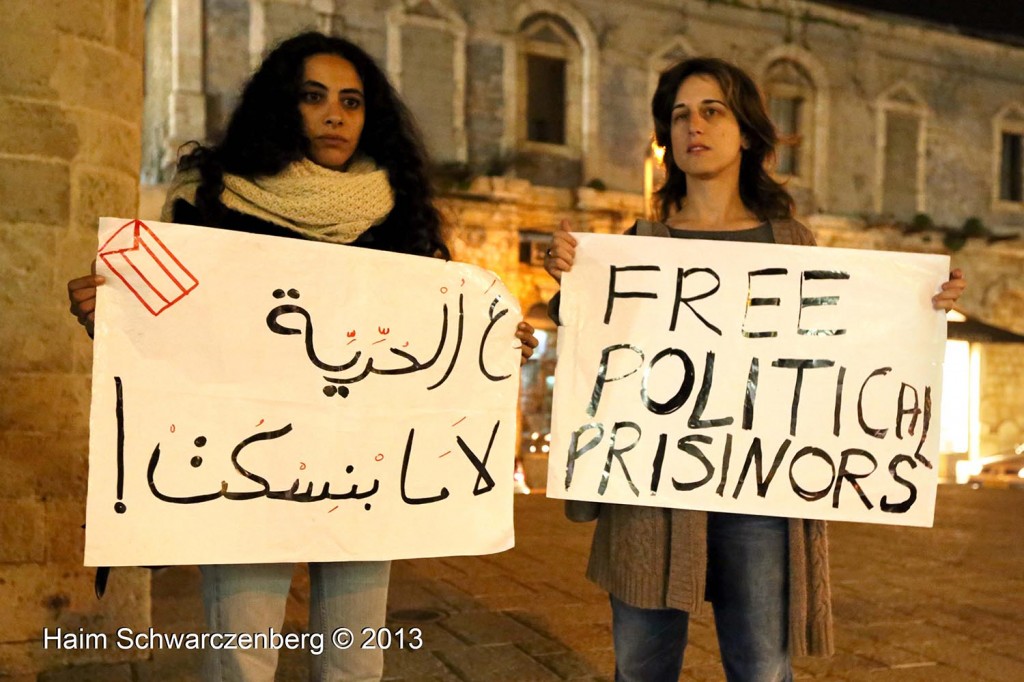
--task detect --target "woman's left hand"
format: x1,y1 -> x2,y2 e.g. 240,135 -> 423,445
932,268 -> 967,311
516,321 -> 539,365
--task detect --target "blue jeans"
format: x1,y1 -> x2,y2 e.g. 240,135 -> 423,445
611,513 -> 790,682
200,561 -> 391,681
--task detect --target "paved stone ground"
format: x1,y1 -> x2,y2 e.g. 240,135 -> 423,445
34,485 -> 1024,681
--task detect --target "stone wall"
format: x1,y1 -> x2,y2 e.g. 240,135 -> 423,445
400,24 -> 458,162
465,41 -> 506,173
0,0 -> 151,676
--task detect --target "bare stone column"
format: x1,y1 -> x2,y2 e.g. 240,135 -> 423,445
167,0 -> 207,168
0,0 -> 150,676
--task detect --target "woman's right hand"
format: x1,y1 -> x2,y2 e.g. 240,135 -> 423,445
544,220 -> 578,283
67,260 -> 105,338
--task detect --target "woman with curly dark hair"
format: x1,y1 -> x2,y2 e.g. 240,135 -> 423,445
68,31 -> 536,681
173,31 -> 449,260
545,57 -> 965,682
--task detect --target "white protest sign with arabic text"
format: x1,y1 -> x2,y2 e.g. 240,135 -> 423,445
547,232 -> 949,527
86,218 -> 521,566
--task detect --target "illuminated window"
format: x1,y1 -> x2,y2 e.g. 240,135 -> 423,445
939,340 -> 970,453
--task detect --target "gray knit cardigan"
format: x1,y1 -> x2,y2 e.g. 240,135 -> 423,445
552,218 -> 834,658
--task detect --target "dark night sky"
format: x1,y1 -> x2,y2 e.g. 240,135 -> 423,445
812,0 -> 1024,46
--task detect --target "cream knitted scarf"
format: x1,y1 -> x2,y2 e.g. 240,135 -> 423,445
160,156 -> 394,244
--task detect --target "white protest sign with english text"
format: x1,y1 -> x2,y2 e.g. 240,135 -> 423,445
547,232 -> 949,527
86,218 -> 521,566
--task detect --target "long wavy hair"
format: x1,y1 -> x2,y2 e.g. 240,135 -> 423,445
651,57 -> 794,223
180,32 -> 449,258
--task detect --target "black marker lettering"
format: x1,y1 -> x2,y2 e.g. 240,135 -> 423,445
881,455 -> 918,513
896,383 -> 921,439
672,434 -> 715,492
400,428 -> 450,505
671,267 -> 722,335
478,296 -> 511,382
833,448 -> 878,510
833,366 -> 846,437
599,421 -> 641,496
114,376 -> 126,514
587,344 -> 644,417
604,265 -> 660,324
732,437 -> 791,498
912,386 -> 933,469
641,348 -> 695,415
649,433 -> 669,495
688,351 -> 732,429
426,294 -> 464,390
742,357 -> 759,430
716,433 -> 733,497
742,268 -> 787,338
789,446 -> 836,502
566,422 -> 604,489
772,359 -> 835,437
456,419 -> 500,496
798,270 -> 849,336
857,367 -> 892,439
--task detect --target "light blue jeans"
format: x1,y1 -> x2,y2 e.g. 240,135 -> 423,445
611,513 -> 790,682
200,561 -> 391,681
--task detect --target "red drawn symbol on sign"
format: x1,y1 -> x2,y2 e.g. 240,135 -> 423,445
97,219 -> 199,316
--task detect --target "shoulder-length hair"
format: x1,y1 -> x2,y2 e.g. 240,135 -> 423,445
651,57 -> 794,223
181,31 -> 449,258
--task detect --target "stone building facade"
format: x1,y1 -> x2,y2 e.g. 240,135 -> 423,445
0,1 -> 151,677
139,0 -> 1024,483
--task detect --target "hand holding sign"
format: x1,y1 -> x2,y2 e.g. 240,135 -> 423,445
544,221 -> 578,283
67,261 -> 105,337
932,268 -> 967,310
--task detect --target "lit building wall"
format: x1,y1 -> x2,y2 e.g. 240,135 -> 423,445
136,0 -> 1024,487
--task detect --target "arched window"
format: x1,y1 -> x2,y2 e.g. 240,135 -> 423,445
517,13 -> 581,149
386,0 -> 467,162
875,83 -> 929,217
994,104 -> 1024,208
755,47 -> 829,211
507,3 -> 597,187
